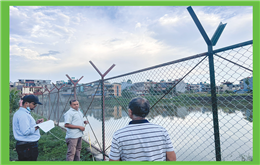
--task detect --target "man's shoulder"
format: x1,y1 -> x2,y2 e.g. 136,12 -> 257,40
13,108 -> 27,116
64,109 -> 74,116
113,123 -> 158,133
149,123 -> 167,131
114,125 -> 132,136
13,109 -> 30,122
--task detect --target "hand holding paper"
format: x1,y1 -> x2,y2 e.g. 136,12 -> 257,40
35,120 -> 55,133
36,118 -> 44,124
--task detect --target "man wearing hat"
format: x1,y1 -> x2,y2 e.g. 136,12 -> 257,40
109,97 -> 176,161
12,94 -> 44,161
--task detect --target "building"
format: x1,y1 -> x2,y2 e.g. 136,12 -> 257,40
236,77 -> 253,93
22,86 -> 44,95
173,79 -> 186,93
112,83 -> 122,96
60,86 -> 74,96
84,81 -> 122,97
130,82 -> 146,95
186,83 -> 201,93
218,81 -> 242,93
199,82 -> 211,93
12,79 -> 52,96
56,80 -> 66,85
121,81 -> 133,91
18,79 -> 51,86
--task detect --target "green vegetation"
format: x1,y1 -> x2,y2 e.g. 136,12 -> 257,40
9,89 -> 20,113
104,92 -> 252,109
240,153 -> 253,161
10,112 -> 93,161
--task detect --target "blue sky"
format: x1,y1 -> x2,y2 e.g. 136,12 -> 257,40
9,6 -> 252,84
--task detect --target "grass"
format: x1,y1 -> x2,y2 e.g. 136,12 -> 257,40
9,111 -> 93,161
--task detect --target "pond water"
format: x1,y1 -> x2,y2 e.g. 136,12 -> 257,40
56,104 -> 252,161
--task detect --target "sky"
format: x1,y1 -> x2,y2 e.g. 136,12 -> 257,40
9,6 -> 252,84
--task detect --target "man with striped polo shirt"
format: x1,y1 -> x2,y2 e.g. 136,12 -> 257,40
109,97 -> 176,161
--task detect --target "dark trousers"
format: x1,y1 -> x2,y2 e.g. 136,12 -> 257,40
16,142 -> 39,161
66,137 -> 82,161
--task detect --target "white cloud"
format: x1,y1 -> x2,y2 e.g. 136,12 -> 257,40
9,6 -> 253,83
10,45 -> 60,61
159,14 -> 180,26
10,6 -> 28,18
135,22 -> 141,28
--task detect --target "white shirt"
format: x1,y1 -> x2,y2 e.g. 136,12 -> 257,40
64,108 -> 85,139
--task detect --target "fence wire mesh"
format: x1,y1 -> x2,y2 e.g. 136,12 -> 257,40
34,41 -> 252,161
213,44 -> 253,161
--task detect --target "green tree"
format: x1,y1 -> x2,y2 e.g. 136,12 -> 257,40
9,89 -> 20,113
121,89 -> 135,98
245,78 -> 252,93
149,87 -> 157,95
127,79 -> 132,84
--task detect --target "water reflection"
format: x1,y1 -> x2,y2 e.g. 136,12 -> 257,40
36,94 -> 253,123
36,95 -> 253,161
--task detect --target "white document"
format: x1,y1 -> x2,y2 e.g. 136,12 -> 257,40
35,120 -> 55,133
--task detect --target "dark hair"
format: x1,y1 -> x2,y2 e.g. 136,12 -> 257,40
128,97 -> 150,118
70,99 -> 78,105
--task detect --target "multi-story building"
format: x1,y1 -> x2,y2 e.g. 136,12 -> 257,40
173,79 -> 186,93
56,80 -> 65,85
84,81 -> 122,97
12,79 -> 52,96
121,81 -> 133,91
130,82 -> 146,95
112,83 -> 122,96
199,82 -> 211,93
186,83 -> 201,93
22,86 -> 44,95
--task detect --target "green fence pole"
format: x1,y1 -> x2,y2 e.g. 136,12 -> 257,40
208,45 -> 221,161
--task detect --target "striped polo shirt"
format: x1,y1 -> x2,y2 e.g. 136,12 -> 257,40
109,119 -> 174,161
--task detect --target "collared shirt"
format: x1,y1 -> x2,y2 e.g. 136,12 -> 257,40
64,108 -> 85,139
12,107 -> 40,142
109,119 -> 174,161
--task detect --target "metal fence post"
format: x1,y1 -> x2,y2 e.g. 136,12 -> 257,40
49,94 -> 51,119
208,45 -> 221,161
52,83 -> 66,126
89,61 -> 115,160
101,78 -> 105,160
45,86 -> 55,120
66,74 -> 84,100
187,6 -> 222,161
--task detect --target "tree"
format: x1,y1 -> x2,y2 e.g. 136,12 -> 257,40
149,87 -> 157,95
127,79 -> 132,84
121,89 -> 135,98
9,89 -> 20,113
245,78 -> 252,93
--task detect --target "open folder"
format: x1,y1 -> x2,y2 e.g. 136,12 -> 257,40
35,120 -> 55,133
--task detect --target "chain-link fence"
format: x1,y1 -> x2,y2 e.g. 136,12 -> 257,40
34,40 -> 252,161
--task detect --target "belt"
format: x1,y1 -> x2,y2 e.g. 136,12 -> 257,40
16,141 -> 38,146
